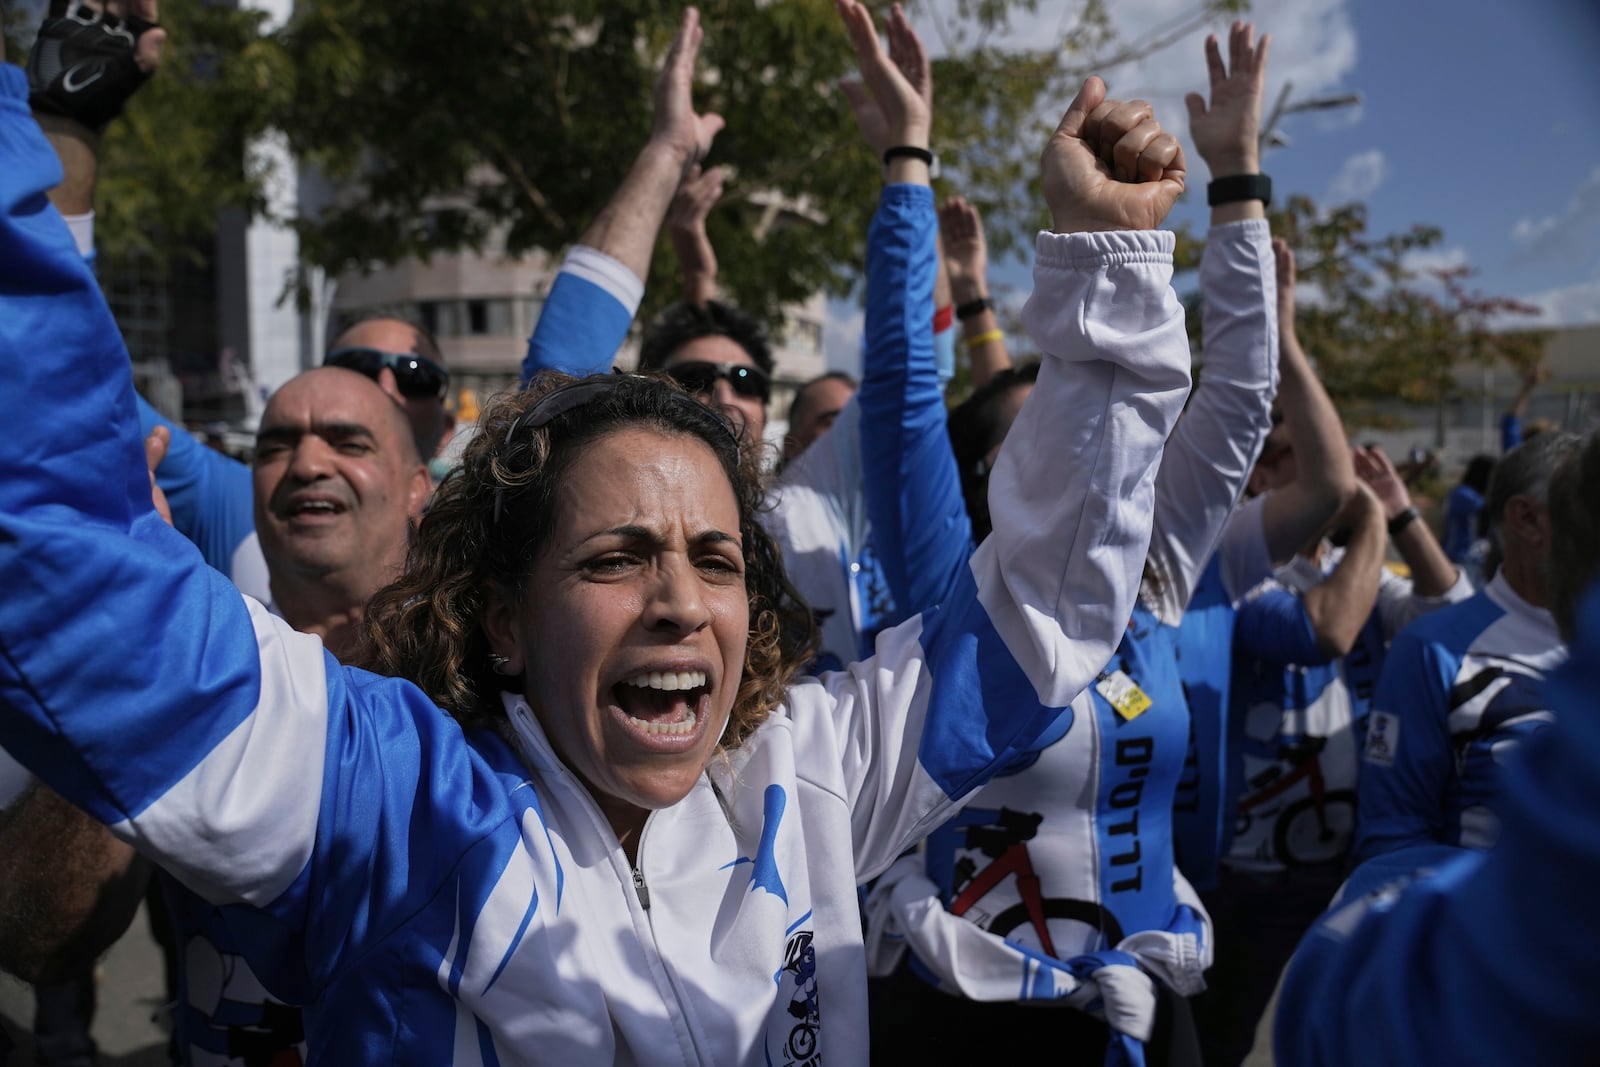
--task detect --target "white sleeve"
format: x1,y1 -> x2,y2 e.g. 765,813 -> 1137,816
1214,494 -> 1275,606
1378,565 -> 1475,638
988,228 -> 1194,708
1144,219 -> 1278,623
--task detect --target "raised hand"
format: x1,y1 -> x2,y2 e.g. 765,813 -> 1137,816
1185,20 -> 1269,177
1042,78 -> 1186,234
667,163 -> 726,234
1354,444 -> 1412,520
835,0 -> 931,152
28,0 -> 167,134
144,424 -> 173,526
939,197 -> 989,302
651,7 -> 725,173
1274,236 -> 1297,333
667,163 -> 725,307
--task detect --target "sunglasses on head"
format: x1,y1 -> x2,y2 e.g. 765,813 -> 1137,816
664,360 -> 770,404
325,347 -> 450,401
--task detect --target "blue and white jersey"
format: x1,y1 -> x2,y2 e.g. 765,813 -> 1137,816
1274,585 -> 1600,1067
859,219 -> 1276,1058
0,69 -> 1190,1064
1355,573 -> 1564,863
1172,493 -> 1277,890
1226,554 -> 1471,873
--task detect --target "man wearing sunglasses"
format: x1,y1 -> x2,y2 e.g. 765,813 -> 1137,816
638,299 -> 775,447
324,315 -> 456,464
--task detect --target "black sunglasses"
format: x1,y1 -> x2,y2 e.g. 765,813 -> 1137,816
325,347 -> 450,401
664,360 -> 770,403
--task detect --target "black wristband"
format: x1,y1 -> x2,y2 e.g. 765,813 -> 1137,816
883,145 -> 933,166
1387,505 -> 1421,536
955,297 -> 993,321
883,145 -> 939,177
1206,173 -> 1272,208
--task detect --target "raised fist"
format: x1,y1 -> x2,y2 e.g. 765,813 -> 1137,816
1042,77 -> 1186,234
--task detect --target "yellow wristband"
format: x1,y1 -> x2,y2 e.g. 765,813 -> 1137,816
964,328 -> 1004,349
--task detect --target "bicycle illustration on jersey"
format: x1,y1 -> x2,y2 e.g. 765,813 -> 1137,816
947,807 -> 1125,954
1234,735 -> 1356,866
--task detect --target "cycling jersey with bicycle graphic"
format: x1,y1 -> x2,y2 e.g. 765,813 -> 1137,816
1227,553 -> 1471,873
1354,572 -> 1564,864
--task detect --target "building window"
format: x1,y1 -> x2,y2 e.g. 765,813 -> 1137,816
485,299 -> 515,336
784,317 -> 823,355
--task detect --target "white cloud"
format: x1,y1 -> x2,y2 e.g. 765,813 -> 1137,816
1510,165 -> 1600,267
910,0 -> 1361,149
1397,246 -> 1471,293
1507,274 -> 1600,328
1402,246 -> 1470,275
1325,148 -> 1387,203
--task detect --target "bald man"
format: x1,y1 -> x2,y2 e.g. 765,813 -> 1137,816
250,366 -> 430,654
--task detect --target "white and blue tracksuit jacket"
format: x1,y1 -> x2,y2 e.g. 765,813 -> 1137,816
1275,584 -> 1600,1067
0,67 -> 1190,1067
1354,572 -> 1564,863
857,214 -> 1278,1065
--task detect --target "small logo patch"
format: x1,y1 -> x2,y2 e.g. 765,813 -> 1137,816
1363,710 -> 1399,768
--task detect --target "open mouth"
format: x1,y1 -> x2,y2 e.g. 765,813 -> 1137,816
283,496 -> 347,522
614,670 -> 711,738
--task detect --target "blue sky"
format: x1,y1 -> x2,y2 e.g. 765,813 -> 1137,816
829,0 -> 1600,367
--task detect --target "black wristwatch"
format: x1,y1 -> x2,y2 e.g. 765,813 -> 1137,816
1387,505 -> 1421,536
1207,173 -> 1272,208
883,145 -> 941,179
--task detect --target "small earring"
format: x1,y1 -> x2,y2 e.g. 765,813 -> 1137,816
489,653 -> 514,675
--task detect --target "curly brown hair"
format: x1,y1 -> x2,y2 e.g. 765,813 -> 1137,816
356,372 -> 818,751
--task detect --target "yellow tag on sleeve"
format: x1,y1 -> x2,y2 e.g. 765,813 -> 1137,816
1095,669 -> 1152,721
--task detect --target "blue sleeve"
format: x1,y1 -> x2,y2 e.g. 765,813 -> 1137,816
1234,588 -> 1330,666
857,184 -> 973,617
0,63 -> 234,817
137,395 -> 256,578
1353,628 -> 1454,863
1275,586 -> 1600,1067
1499,411 -> 1522,453
1441,486 -> 1477,562
520,258 -> 636,384
0,76 -> 512,995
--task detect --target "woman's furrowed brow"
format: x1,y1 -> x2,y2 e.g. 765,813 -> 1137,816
579,525 -> 741,548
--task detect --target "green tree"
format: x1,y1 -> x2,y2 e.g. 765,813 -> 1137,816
1271,193 -> 1545,444
8,0 -> 1242,329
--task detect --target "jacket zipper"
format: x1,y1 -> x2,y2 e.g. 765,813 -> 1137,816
632,864 -> 651,910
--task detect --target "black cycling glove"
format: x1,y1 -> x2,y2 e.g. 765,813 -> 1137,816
27,2 -> 160,133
